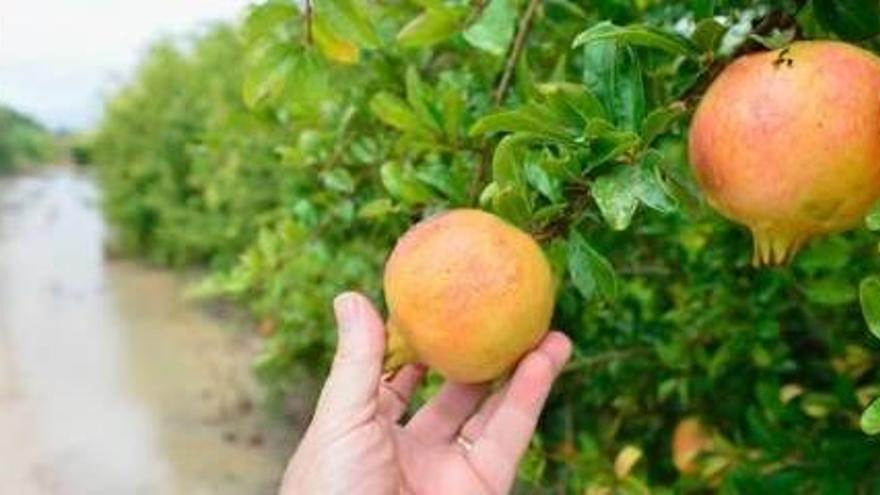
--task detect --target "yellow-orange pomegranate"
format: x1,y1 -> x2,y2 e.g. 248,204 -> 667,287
672,417 -> 712,475
689,41 -> 880,266
383,209 -> 555,383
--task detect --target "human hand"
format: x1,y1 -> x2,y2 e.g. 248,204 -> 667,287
279,291 -> 572,495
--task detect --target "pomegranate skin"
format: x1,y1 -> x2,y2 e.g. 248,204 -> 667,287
383,209 -> 555,383
689,41 -> 880,265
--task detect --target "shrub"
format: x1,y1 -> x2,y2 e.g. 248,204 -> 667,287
0,105 -> 56,171
94,1 -> 880,491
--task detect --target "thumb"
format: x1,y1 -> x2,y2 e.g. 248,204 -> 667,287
315,292 -> 387,415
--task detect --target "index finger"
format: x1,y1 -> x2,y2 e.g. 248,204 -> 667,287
468,331 -> 572,491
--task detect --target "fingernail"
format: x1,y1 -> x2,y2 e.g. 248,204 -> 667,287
333,292 -> 359,330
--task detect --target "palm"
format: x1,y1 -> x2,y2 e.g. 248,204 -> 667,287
280,293 -> 571,495
394,426 -> 495,494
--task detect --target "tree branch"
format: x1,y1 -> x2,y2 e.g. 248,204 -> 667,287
304,0 -> 313,46
680,6 -> 803,107
494,0 -> 541,105
563,347 -> 653,374
470,0 -> 542,204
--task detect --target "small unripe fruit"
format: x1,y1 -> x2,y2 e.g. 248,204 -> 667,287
689,41 -> 880,265
383,209 -> 555,383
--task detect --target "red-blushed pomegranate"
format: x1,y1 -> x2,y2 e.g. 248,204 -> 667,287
383,209 -> 555,383
689,41 -> 880,266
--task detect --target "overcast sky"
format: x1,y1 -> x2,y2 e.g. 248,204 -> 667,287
1,1 -> 248,131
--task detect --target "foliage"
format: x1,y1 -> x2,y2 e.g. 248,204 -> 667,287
0,104 -> 56,172
93,1 -> 880,491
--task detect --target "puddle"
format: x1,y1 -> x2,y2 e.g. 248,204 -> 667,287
0,168 -> 297,494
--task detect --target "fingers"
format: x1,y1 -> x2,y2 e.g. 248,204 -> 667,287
315,292 -> 387,415
459,386 -> 504,441
378,364 -> 426,421
406,381 -> 489,444
469,331 -> 572,491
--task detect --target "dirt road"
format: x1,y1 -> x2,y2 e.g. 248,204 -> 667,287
0,168 -> 294,494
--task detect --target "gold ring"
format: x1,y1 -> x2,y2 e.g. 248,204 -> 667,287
456,434 -> 474,452
381,381 -> 408,406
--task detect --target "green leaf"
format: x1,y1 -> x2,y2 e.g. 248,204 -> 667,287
405,67 -> 443,134
861,398 -> 880,435
380,162 -> 435,204
369,92 -> 422,132
463,0 -> 516,55
414,162 -> 466,203
572,21 -> 701,59
243,1 -> 298,43
357,198 -> 396,218
537,82 -> 607,125
796,236 -> 853,271
469,105 -> 572,139
802,278 -> 857,306
243,47 -> 293,108
640,103 -> 686,148
479,181 -> 500,208
397,7 -> 466,47
313,0 -> 380,48
492,186 -> 531,226
524,152 -> 563,203
591,153 -> 674,230
567,231 -> 617,302
515,52 -> 539,102
637,151 -> 676,213
592,167 -> 639,230
813,0 -> 880,41
405,66 -> 428,108
440,86 -> 465,142
748,29 -> 797,50
691,0 -> 716,19
492,135 -> 526,186
243,49 -> 328,110
532,203 -> 567,226
549,54 -> 568,82
691,18 -> 727,52
860,276 -> 880,340
866,200 -> 880,230
585,120 -> 640,168
582,41 -> 645,132
320,168 -> 355,193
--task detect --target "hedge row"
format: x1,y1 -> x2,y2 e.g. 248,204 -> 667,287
93,1 -> 880,491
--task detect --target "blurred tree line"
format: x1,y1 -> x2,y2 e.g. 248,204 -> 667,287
92,0 -> 880,492
0,105 -> 57,172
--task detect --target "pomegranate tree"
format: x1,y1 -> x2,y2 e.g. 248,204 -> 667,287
689,41 -> 880,266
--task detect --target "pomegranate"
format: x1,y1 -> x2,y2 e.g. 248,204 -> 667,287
382,209 -> 555,383
689,41 -> 880,265
672,417 -> 712,475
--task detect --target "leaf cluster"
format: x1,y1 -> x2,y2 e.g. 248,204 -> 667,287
92,0 -> 880,491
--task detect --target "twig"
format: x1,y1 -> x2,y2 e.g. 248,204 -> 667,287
467,145 -> 494,205
323,106 -> 356,169
493,0 -> 542,105
533,183 -> 591,241
304,0 -> 313,45
464,0 -> 489,27
680,6 -> 803,107
562,347 -> 652,374
469,0 -> 543,204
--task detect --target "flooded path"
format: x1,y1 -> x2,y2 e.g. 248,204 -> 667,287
0,168 -> 294,494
